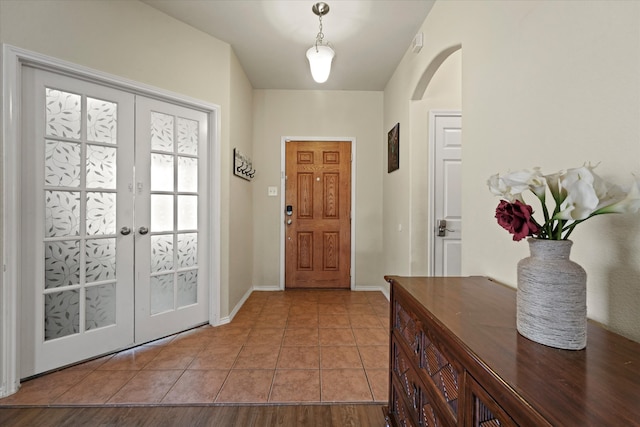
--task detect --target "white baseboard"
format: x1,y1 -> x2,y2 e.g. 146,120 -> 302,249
252,285 -> 282,292
353,285 -> 390,301
213,286 -> 254,327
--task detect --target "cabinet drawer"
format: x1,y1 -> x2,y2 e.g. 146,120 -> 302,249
390,379 -> 420,427
393,299 -> 423,365
419,328 -> 460,421
392,336 -> 451,427
392,337 -> 423,414
467,375 -> 517,427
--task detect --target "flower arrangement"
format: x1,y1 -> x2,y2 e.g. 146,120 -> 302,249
488,164 -> 640,241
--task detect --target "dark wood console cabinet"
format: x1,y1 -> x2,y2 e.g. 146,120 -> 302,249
384,276 -> 640,427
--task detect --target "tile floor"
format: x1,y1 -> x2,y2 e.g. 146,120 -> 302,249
0,290 -> 390,406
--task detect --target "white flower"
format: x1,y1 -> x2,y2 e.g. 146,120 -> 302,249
487,169 -> 546,202
595,176 -> 640,214
555,178 -> 599,220
502,168 -> 547,199
489,163 -> 640,240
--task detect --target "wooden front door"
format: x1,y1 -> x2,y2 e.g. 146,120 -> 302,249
285,141 -> 351,289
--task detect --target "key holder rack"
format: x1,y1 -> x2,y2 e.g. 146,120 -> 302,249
233,148 -> 255,181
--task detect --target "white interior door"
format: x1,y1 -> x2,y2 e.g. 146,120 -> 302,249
432,112 -> 462,276
20,68 -> 135,377
20,68 -> 210,377
134,97 -> 209,343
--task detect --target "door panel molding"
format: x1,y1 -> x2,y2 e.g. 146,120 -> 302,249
279,136 -> 356,290
1,45 -> 220,397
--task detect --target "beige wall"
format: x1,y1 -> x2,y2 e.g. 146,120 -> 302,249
409,49 -> 462,275
384,0 -> 640,342
252,90 -> 385,289
228,51 -> 254,311
0,0 -> 254,318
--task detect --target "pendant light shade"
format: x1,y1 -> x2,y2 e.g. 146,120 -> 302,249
307,2 -> 334,84
306,44 -> 335,83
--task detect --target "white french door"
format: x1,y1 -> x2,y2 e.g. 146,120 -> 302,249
134,97 -> 209,343
20,67 -> 209,378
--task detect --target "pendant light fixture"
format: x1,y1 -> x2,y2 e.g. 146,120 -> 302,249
306,2 -> 334,83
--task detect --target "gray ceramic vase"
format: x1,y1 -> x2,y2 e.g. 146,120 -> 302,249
516,238 -> 587,350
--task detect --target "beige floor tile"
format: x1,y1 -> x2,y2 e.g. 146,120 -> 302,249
215,369 -> 274,403
254,313 -> 288,328
282,328 -> 319,346
344,293 -> 372,304
246,328 -> 285,346
352,327 -> 389,346
54,370 -> 137,404
366,369 -> 389,402
321,346 -> 363,369
346,303 -> 376,316
318,303 -> 348,315
321,368 -> 373,402
358,346 -> 389,370
269,370 -> 320,402
318,313 -> 351,328
65,354 -> 113,371
278,346 -> 319,369
289,303 -> 318,315
143,346 -> 200,370
97,345 -> 162,371
287,313 -> 319,328
317,293 -> 348,304
166,327 -> 215,349
211,323 -> 251,344
234,345 -> 281,369
0,370 -> 90,405
319,328 -> 356,346
144,335 -> 176,346
161,370 -> 229,403
188,345 -> 242,369
107,370 -> 182,404
349,314 -> 383,328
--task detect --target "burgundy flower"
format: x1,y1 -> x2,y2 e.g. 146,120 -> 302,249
495,200 -> 541,241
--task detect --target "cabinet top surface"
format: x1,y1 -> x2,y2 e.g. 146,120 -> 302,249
386,275 -> 640,426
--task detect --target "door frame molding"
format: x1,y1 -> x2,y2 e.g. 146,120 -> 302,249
1,44 -> 221,397
279,137 -> 356,291
427,110 -> 461,275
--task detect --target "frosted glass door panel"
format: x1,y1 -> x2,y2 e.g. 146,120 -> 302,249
151,154 -> 174,191
135,97 -> 209,343
45,140 -> 81,187
178,157 -> 198,192
178,195 -> 198,230
86,145 -> 117,189
151,195 -> 174,232
87,97 -> 117,144
46,89 -> 81,139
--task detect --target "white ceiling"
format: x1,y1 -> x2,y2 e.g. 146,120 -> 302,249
141,0 -> 435,91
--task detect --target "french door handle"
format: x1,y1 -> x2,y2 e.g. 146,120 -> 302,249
120,226 -> 132,236
138,226 -> 149,235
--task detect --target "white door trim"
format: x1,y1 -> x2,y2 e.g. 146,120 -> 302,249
279,137 -> 357,291
428,110 -> 462,275
1,44 -> 221,397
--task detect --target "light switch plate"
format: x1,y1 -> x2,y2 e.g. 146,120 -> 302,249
268,186 -> 278,196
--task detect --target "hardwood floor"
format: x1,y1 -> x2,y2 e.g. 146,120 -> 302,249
0,404 -> 388,427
